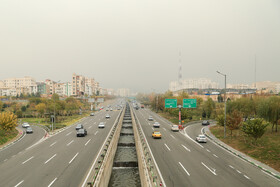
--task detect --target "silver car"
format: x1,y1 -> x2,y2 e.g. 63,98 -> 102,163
26,127 -> 33,134
153,122 -> 160,128
196,134 -> 207,143
98,122 -> 105,128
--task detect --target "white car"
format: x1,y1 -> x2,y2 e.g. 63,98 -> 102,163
105,114 -> 110,119
153,122 -> 160,128
171,125 -> 179,132
110,108 -> 113,111
98,122 -> 105,128
148,116 -> 153,121
22,122 -> 30,128
196,134 -> 207,143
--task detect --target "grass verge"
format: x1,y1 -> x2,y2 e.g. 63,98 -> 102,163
0,129 -> 18,146
210,124 -> 280,172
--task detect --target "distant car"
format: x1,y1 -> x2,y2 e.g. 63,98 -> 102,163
26,127 -> 33,134
22,122 -> 30,128
202,120 -> 210,125
105,114 -> 110,119
110,108 -> 113,111
106,108 -> 109,111
117,107 -> 120,110
171,125 -> 179,132
196,134 -> 207,143
148,116 -> 153,121
76,124 -> 83,130
77,129 -> 87,137
90,113 -> 94,116
141,105 -> 144,108
153,122 -> 160,128
152,131 -> 162,139
98,122 -> 105,128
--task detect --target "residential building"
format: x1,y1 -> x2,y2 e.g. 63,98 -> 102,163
85,77 -> 95,96
72,73 -> 85,96
169,78 -> 219,92
2,76 -> 37,95
45,79 -> 55,95
117,88 -> 131,97
37,82 -> 50,96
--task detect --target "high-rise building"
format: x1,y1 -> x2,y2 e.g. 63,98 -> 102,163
72,73 -> 85,96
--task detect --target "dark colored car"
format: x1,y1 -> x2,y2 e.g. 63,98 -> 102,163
26,127 -> 33,134
202,120 -> 210,125
77,129 -> 87,137
76,124 -> 83,130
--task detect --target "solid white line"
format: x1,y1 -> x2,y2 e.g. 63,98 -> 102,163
206,149 -> 211,152
170,135 -> 176,139
66,132 -> 72,136
67,140 -> 74,146
44,154 -> 56,164
4,159 -> 8,162
164,144 -> 171,151
48,178 -> 57,187
213,154 -> 218,158
237,170 -> 241,174
179,162 -> 190,176
244,175 -> 250,180
85,139 -> 91,146
50,142 -> 57,147
229,165 -> 234,169
182,126 -> 204,148
201,162 -> 217,175
152,127 -> 155,130
14,180 -> 24,187
94,131 -> 98,135
22,156 -> 34,164
89,126 -> 92,129
181,144 -> 191,152
69,152 -> 79,164
163,128 -> 167,131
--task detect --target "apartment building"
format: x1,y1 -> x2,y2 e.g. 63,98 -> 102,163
37,82 -> 50,96
169,78 -> 219,92
72,73 -> 85,96
85,77 -> 95,96
1,76 -> 37,96
45,79 -> 56,95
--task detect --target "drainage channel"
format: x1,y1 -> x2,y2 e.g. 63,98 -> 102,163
108,103 -> 141,187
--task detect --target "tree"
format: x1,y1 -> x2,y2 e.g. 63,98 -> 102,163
216,114 -> 225,126
0,101 -> 3,111
21,106 -> 27,112
35,103 -> 46,117
242,118 -> 268,142
227,110 -> 242,136
0,112 -> 18,132
203,98 -> 215,118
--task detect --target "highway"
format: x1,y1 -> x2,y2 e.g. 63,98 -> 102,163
133,107 -> 280,187
0,101 -> 122,187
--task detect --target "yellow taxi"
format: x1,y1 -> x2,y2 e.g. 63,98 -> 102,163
152,131 -> 162,139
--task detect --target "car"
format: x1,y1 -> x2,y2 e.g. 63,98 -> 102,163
171,125 -> 179,132
77,129 -> 87,137
106,108 -> 109,111
202,120 -> 210,125
153,122 -> 160,128
110,108 -> 113,111
141,105 -> 144,108
148,116 -> 153,121
98,122 -> 105,128
76,124 -> 83,130
152,131 -> 162,139
90,113 -> 94,116
105,114 -> 110,119
196,134 -> 207,143
26,127 -> 33,134
22,122 -> 30,128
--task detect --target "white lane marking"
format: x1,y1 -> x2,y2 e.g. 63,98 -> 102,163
237,170 -> 241,174
164,144 -> 171,151
14,180 -> 24,187
163,128 -> 167,131
48,178 -> 57,187
89,126 -> 92,129
206,149 -> 211,152
170,135 -> 176,139
50,142 -> 57,147
66,132 -> 72,136
201,162 -> 217,175
152,127 -> 155,130
181,144 -> 191,152
67,140 -> 74,146
213,154 -> 218,158
4,159 -> 8,162
229,165 -> 234,169
94,131 -> 99,135
244,175 -> 250,180
179,162 -> 190,176
12,155 -> 16,157
44,154 -> 57,164
182,126 -> 204,148
85,139 -> 91,146
69,152 -> 79,164
22,156 -> 34,164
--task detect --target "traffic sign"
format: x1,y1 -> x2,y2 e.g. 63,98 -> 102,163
183,99 -> 197,108
165,99 -> 177,108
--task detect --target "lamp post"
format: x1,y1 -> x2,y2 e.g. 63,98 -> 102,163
178,105 -> 182,129
217,71 -> 227,138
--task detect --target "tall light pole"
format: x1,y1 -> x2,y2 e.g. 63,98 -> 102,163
217,71 -> 227,138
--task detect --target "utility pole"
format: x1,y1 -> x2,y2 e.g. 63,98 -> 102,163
217,71 -> 227,138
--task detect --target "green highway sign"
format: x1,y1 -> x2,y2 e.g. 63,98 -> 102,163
183,99 -> 197,108
165,99 -> 177,108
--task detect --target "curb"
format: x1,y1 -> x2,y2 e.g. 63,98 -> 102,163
202,126 -> 280,181
0,128 -> 25,151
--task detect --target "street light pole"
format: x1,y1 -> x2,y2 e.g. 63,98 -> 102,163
178,105 -> 182,128
217,71 -> 227,138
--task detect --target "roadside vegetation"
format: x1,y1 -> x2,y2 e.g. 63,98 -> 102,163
0,112 -> 18,145
138,92 -> 280,171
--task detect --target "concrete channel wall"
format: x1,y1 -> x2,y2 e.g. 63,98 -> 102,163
89,107 -> 125,187
130,106 -> 152,187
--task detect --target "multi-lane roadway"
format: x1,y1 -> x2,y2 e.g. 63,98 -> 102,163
133,107 -> 280,187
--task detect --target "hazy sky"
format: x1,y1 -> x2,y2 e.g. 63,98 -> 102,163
0,0 -> 279,93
